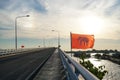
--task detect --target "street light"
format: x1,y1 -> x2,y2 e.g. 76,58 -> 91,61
15,15 -> 30,50
51,30 -> 60,48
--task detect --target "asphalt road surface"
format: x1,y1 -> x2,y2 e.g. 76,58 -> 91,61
0,47 -> 56,80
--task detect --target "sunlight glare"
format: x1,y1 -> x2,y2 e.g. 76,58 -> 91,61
80,14 -> 104,34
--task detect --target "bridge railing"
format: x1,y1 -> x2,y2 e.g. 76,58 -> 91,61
59,49 -> 99,80
0,48 -> 41,56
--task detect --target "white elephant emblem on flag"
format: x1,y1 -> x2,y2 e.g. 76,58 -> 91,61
77,37 -> 89,47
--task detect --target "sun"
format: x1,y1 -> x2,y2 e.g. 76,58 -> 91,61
80,14 -> 104,34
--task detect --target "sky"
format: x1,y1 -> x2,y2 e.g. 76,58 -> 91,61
0,0 -> 120,50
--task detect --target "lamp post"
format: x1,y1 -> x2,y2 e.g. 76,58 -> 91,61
52,30 -> 60,48
15,15 -> 30,50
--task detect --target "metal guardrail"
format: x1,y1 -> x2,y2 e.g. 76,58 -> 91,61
59,49 -> 99,80
0,48 -> 43,56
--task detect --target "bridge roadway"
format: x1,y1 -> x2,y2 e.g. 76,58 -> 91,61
33,49 -> 65,80
0,47 -> 63,80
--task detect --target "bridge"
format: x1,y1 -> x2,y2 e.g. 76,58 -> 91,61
0,47 -> 99,80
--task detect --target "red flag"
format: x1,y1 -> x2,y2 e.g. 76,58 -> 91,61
71,33 -> 95,49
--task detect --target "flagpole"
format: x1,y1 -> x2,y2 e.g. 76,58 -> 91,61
70,32 -> 72,57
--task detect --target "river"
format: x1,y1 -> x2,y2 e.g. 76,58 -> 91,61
68,53 -> 120,80
87,57 -> 120,80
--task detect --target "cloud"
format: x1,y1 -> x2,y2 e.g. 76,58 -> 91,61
0,0 -> 120,39
0,0 -> 47,13
0,0 -> 120,49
